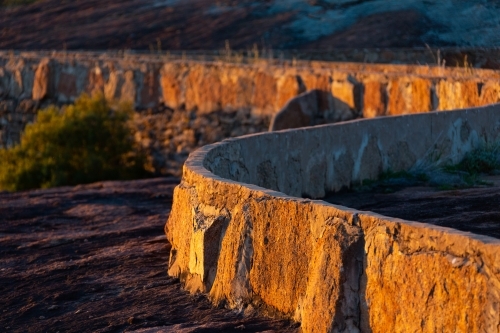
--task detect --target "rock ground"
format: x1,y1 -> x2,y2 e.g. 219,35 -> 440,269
1,176 -> 499,332
324,175 -> 500,239
0,178 -> 298,333
2,0 -> 499,51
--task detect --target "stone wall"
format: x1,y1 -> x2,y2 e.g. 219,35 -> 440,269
166,105 -> 500,333
1,51 -> 500,175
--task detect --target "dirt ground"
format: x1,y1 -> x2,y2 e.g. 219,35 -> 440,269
0,178 -> 298,333
324,176 -> 500,240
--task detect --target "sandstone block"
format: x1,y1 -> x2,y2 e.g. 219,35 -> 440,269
220,67 -> 254,111
331,78 -> 360,120
32,58 -> 52,101
387,77 -> 432,115
160,63 -> 185,110
479,81 -> 500,106
104,69 -> 123,102
276,75 -> 306,111
87,66 -> 105,96
362,218 -> 497,333
252,71 -> 277,116
120,70 -> 136,105
363,80 -> 386,118
437,79 -> 480,111
185,65 -> 221,113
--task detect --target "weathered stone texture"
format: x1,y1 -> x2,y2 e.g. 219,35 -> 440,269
361,215 -> 500,333
362,80 -> 386,118
104,69 -> 123,102
120,70 -> 136,105
160,63 -> 186,109
480,81 -> 500,106
331,78 -> 361,118
87,66 -> 105,96
185,65 -> 222,113
252,71 -> 277,116
32,58 -> 52,100
387,77 -> 432,115
437,79 -> 480,110
167,105 -> 500,333
276,74 -> 305,111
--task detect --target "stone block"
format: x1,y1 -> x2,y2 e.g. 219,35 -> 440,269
87,66 -> 105,96
185,65 -> 222,113
32,58 -> 52,101
252,71 -> 277,116
331,78 -> 361,120
120,70 -> 136,105
387,77 -> 432,115
479,81 -> 500,106
276,74 -> 306,111
220,67 -> 254,111
160,63 -> 185,110
363,80 -> 386,118
437,79 -> 480,111
104,69 -> 123,102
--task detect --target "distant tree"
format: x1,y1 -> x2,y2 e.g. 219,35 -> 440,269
0,94 -> 148,191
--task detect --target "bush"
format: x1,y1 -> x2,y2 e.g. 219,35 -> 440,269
0,94 -> 147,191
457,143 -> 500,175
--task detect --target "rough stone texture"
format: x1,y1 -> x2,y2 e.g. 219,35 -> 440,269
167,105 -> 500,333
331,78 -> 361,119
252,71 -> 277,116
131,107 -> 269,176
360,215 -> 500,333
32,58 -> 52,101
362,80 -> 386,118
160,63 -> 186,110
1,51 -> 500,121
104,69 -> 123,102
120,70 -> 137,105
276,74 -> 306,111
387,77 -> 432,115
437,79 -> 480,111
87,66 -> 105,96
185,65 -> 222,114
480,81 -> 500,106
3,52 -> 500,174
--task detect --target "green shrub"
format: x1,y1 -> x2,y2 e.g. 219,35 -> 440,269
0,94 -> 147,191
457,144 -> 500,174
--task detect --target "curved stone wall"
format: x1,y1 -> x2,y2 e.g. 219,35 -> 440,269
166,105 -> 500,333
3,51 -> 500,176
